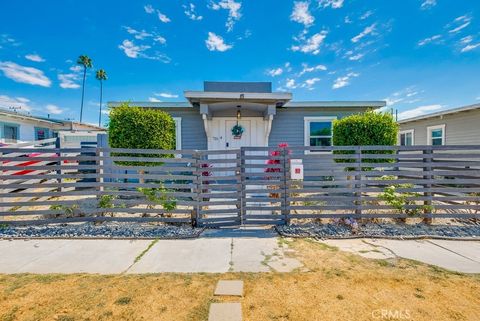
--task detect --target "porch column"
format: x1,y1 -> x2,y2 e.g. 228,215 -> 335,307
200,104 -> 211,137
264,105 -> 276,145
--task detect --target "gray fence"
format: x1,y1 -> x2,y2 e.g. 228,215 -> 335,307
1,145 -> 479,227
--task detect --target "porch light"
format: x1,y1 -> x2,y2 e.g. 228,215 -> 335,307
236,105 -> 241,120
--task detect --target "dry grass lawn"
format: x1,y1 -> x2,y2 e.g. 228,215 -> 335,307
1,239 -> 479,321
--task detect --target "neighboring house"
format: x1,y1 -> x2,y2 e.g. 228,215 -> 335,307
109,81 -> 385,150
0,108 -> 105,146
398,103 -> 480,146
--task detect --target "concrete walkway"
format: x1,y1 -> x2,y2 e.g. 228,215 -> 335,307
321,238 -> 480,274
0,231 -> 479,274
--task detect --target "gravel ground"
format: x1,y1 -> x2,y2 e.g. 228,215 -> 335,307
0,223 -> 203,239
277,223 -> 480,239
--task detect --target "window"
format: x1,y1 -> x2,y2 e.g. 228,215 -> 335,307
427,124 -> 445,146
399,129 -> 414,146
3,124 -> 19,143
35,127 -> 50,140
173,117 -> 182,150
304,117 -> 336,151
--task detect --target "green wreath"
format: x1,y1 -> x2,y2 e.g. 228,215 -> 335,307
231,124 -> 244,137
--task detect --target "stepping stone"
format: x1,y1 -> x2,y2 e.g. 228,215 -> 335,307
208,303 -> 242,321
214,280 -> 244,296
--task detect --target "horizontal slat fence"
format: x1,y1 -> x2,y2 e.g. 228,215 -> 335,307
1,144 -> 479,226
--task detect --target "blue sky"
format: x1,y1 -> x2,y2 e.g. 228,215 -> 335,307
0,0 -> 479,125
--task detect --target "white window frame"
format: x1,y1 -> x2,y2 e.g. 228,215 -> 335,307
304,116 -> 336,153
399,129 -> 414,146
173,117 -> 182,150
427,124 -> 445,146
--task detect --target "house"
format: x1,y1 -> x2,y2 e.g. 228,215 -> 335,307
398,103 -> 480,146
109,81 -> 386,150
0,108 -> 105,146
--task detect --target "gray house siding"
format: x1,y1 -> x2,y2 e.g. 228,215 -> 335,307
269,107 -> 368,147
164,108 -> 208,150
399,109 -> 480,145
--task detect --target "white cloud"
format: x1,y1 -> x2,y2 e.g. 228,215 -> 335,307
118,39 -> 151,58
157,11 -> 171,23
351,23 -> 376,43
69,65 -> 82,72
144,4 -> 171,23
398,104 -> 443,120
58,73 -> 80,89
384,87 -> 420,106
45,104 -> 63,115
298,63 -> 327,76
461,43 -> 480,52
318,0 -> 344,9
418,34 -> 442,46
286,78 -> 297,89
155,92 -> 179,98
348,53 -> 364,61
25,54 -> 45,62
144,4 -> 155,14
0,95 -> 33,112
205,32 -> 233,51
421,0 -> 437,10
302,77 -> 321,89
360,10 -> 374,20
184,3 -> 203,21
332,72 -> 359,89
0,61 -> 51,87
291,31 -> 328,55
148,97 -> 162,102
210,0 -> 242,32
290,2 -> 314,27
123,26 -> 167,44
460,35 -> 473,44
266,67 -> 283,77
448,15 -> 471,34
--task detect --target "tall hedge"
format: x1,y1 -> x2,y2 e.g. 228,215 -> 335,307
333,110 -> 398,146
332,110 -> 398,166
108,103 -> 176,150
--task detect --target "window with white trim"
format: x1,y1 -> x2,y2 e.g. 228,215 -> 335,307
427,124 -> 445,146
173,117 -> 182,150
304,117 -> 336,149
399,129 -> 414,146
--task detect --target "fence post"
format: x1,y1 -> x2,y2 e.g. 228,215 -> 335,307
423,148 -> 433,224
0,149 -> 4,214
354,146 -> 362,218
55,137 -> 63,192
240,147 -> 246,225
282,146 -> 290,225
193,151 -> 201,227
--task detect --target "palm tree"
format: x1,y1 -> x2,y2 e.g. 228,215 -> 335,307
95,69 -> 107,127
77,55 -> 93,123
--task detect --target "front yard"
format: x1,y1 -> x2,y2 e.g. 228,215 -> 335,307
1,239 -> 479,321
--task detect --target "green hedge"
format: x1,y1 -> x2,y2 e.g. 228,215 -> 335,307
332,110 -> 398,166
107,103 -> 176,165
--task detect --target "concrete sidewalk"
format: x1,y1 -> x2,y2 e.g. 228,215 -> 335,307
0,230 -> 303,274
0,232 -> 479,274
321,238 -> 480,274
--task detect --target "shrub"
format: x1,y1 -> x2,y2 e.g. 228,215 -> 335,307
332,110 -> 398,166
108,103 -> 176,165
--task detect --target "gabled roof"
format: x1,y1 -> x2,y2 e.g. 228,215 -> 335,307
398,103 -> 480,124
